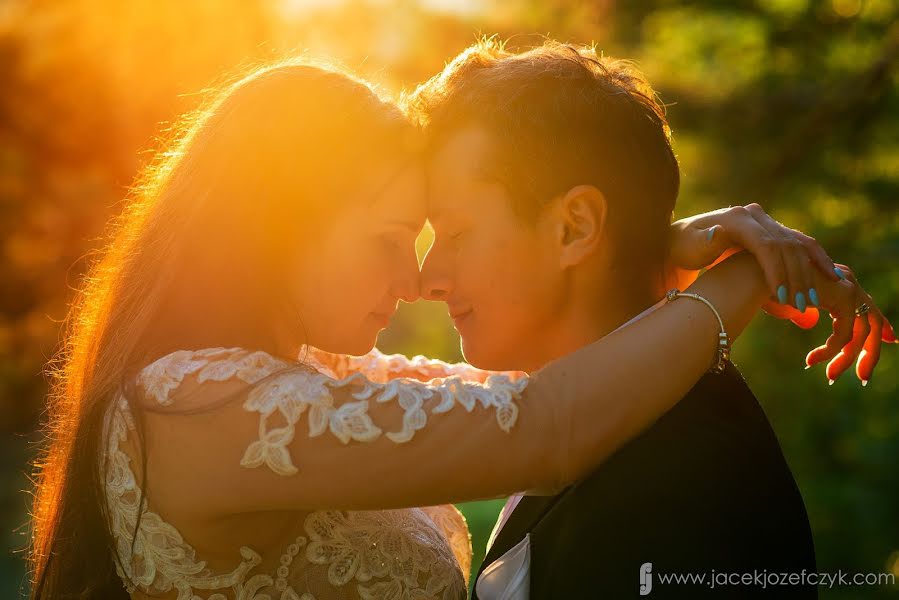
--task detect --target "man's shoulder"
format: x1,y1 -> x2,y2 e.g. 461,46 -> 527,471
656,360 -> 768,431
600,360 -> 779,461
555,360 -> 800,508
524,362 -> 817,595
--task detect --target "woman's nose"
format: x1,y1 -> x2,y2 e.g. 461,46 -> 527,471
390,260 -> 421,303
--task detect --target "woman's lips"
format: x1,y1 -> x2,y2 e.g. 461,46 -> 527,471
370,312 -> 393,326
450,309 -> 473,326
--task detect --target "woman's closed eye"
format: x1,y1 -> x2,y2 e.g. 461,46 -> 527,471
379,232 -> 419,257
380,233 -> 401,250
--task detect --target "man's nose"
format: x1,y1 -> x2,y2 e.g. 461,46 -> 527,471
419,248 -> 453,301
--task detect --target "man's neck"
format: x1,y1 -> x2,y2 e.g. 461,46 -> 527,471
524,288 -> 661,373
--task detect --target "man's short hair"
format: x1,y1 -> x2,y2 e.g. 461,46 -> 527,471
407,38 -> 680,279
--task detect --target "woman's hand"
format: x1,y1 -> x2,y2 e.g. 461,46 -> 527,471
666,203 -> 895,384
797,263 -> 895,385
667,204 -> 841,310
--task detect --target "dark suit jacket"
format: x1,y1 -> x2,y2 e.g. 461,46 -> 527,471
473,362 -> 817,598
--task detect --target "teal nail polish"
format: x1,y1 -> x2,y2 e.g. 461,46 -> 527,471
834,267 -> 846,280
777,285 -> 788,304
795,291 -> 806,312
808,288 -> 819,307
706,226 -> 716,242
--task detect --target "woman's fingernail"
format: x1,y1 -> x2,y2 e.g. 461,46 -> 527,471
706,226 -> 718,242
828,379 -> 835,386
834,266 -> 846,280
861,379 -> 868,387
804,363 -> 812,370
795,291 -> 807,312
808,288 -> 819,307
777,285 -> 788,305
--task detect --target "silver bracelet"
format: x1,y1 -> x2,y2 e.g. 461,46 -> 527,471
665,288 -> 731,374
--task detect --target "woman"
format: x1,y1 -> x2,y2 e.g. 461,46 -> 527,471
27,58 -> 889,600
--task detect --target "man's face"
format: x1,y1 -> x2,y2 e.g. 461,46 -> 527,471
420,126 -> 565,371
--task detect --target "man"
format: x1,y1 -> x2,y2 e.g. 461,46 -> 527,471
410,39 -> 818,597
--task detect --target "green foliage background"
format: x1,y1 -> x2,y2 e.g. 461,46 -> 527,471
0,0 -> 896,597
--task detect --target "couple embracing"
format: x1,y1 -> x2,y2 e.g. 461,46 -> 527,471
28,38 -> 892,600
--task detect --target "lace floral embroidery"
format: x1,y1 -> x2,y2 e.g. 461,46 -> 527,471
303,510 -> 467,599
103,395 -> 309,600
106,347 -> 484,600
419,505 -> 472,586
301,346 -> 497,384
104,395 -> 472,599
138,347 -> 289,406
137,347 -> 528,477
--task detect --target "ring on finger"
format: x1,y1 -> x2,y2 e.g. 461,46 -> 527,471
855,303 -> 871,316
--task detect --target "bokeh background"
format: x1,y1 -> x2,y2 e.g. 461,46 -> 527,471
1,0 -> 897,597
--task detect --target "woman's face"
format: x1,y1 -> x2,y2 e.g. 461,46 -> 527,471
289,162 -> 426,355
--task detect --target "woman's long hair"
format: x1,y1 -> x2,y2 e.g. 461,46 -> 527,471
27,57 -> 418,599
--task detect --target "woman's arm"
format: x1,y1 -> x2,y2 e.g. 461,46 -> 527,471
138,252 -> 772,516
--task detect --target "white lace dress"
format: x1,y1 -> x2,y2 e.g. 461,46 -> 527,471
101,346 -> 530,600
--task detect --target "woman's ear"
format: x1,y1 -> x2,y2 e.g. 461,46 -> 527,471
555,185 -> 607,269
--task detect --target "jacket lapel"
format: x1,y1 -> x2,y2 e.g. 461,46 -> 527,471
475,488 -> 571,586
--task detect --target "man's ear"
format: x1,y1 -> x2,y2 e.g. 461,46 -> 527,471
554,185 -> 607,269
